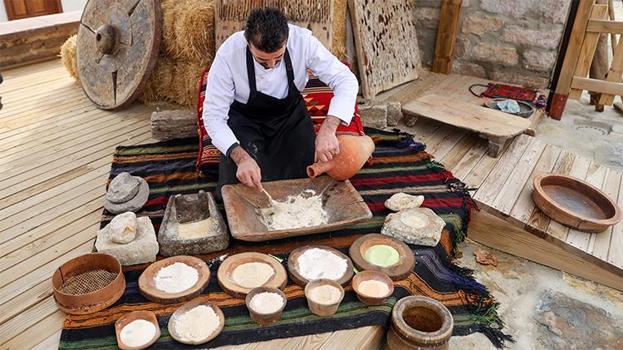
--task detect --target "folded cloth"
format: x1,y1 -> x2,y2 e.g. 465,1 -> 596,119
496,99 -> 521,114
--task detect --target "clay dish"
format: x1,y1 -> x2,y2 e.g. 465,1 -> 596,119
387,296 -> 453,350
304,279 -> 345,316
115,311 -> 160,350
245,287 -> 287,325
533,174 -> 622,233
287,245 -> 354,287
167,299 -> 225,345
351,270 -> 394,306
217,252 -> 287,298
138,256 -> 210,304
349,234 -> 415,280
52,253 -> 125,315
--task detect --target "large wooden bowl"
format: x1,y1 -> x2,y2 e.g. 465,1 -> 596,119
349,234 -> 415,280
115,311 -> 160,350
138,256 -> 210,304
217,252 -> 287,298
287,246 -> 354,287
167,299 -> 225,345
532,174 -> 622,233
52,253 -> 125,315
221,176 -> 372,242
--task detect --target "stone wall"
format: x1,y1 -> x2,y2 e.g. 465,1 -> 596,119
414,0 -> 572,88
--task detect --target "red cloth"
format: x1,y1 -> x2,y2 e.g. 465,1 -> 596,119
196,67 -> 364,171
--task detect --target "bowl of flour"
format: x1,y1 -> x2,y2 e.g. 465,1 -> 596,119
287,246 -> 354,286
168,300 -> 224,345
115,310 -> 160,349
138,256 -> 211,304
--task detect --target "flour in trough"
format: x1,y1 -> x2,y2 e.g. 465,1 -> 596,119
260,189 -> 328,230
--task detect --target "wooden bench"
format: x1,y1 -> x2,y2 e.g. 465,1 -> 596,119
402,93 -> 532,157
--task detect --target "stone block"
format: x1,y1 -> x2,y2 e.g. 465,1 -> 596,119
462,13 -> 503,36
381,208 -> 445,247
95,216 -> 159,266
385,193 -> 424,212
503,25 -> 563,50
358,103 -> 387,129
451,60 -> 487,78
534,0 -> 572,24
386,102 -> 403,127
151,109 -> 197,140
471,42 -> 518,66
480,0 -> 531,18
414,7 -> 440,30
523,50 -> 557,72
490,69 -> 550,88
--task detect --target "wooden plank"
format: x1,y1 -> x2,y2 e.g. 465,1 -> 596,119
432,0 -> 462,74
428,129 -> 467,161
402,94 -> 531,139
586,19 -> 623,32
439,133 -> 480,172
32,330 -> 61,350
461,149 -> 498,189
589,168 -> 622,259
0,311 -> 65,350
449,139 -> 487,182
598,35 -> 623,104
607,176 -> 623,268
473,135 -> 532,205
349,0 -> 421,98
0,279 -> 55,326
0,297 -> 59,344
569,4 -> 610,99
571,76 -> 623,97
491,138 -> 547,214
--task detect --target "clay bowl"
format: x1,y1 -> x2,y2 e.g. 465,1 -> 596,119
349,234 -> 415,280
387,296 -> 453,350
304,279 -> 345,316
532,174 -> 622,233
138,256 -> 210,304
217,252 -> 287,298
245,287 -> 287,325
351,270 -> 394,306
167,299 -> 225,345
52,253 -> 125,315
287,245 -> 354,287
115,311 -> 160,350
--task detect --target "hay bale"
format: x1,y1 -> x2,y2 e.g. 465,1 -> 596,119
140,56 -> 207,107
161,0 -> 215,65
60,34 -> 79,81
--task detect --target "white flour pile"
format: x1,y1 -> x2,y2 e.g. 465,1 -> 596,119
260,189 -> 328,230
154,262 -> 199,293
172,305 -> 220,342
231,262 -> 274,289
297,248 -> 348,281
119,319 -> 156,348
177,217 -> 220,239
249,292 -> 284,314
308,284 -> 342,305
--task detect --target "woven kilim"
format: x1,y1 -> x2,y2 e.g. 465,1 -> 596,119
58,128 -> 511,349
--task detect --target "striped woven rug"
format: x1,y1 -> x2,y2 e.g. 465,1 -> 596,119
58,128 -> 510,349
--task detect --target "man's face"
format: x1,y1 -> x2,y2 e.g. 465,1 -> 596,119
249,42 -> 286,69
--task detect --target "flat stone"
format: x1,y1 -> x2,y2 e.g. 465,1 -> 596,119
523,50 -> 557,72
385,193 -> 425,211
150,109 -> 196,140
107,212 -> 137,244
480,0 -> 530,18
462,13 -> 503,36
359,103 -> 388,129
95,216 -> 159,266
449,333 -> 496,350
106,172 -> 140,204
471,43 -> 518,66
502,25 -> 563,50
534,0 -> 572,24
104,173 -> 150,214
414,7 -> 440,29
386,102 -> 403,127
381,207 -> 445,246
535,290 -> 623,350
451,60 -> 487,78
490,69 -> 550,89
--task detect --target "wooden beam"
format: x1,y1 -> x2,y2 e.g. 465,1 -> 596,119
586,19 -> 623,32
598,37 -> 623,104
432,0 -> 462,74
572,76 -> 623,96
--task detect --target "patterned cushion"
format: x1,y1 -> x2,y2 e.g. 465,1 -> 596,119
196,67 -> 364,171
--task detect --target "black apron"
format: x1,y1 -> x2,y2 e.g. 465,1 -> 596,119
217,47 -> 316,192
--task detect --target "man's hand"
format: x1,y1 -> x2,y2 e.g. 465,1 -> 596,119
315,115 -> 341,163
230,146 -> 264,191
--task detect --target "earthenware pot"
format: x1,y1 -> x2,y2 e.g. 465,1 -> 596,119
307,134 -> 375,181
386,296 -> 453,350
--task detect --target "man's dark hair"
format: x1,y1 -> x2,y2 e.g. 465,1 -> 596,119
244,7 -> 289,53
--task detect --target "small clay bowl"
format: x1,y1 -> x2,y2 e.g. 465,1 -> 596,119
387,296 -> 453,350
52,253 -> 125,315
304,279 -> 345,316
115,311 -> 160,350
351,270 -> 394,306
349,234 -> 415,280
245,287 -> 287,325
167,299 -> 225,345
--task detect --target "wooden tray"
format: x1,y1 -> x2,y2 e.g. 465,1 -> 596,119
287,246 -> 354,287
138,256 -> 210,304
533,174 -> 622,233
52,253 -> 125,315
167,299 -> 225,345
217,252 -> 287,298
115,310 -> 160,350
349,234 -> 415,280
221,176 -> 372,242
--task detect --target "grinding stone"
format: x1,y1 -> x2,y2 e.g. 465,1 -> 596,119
107,212 -> 138,244
106,172 -> 140,203
104,175 -> 150,214
95,216 -> 159,266
384,193 -> 424,212
381,207 -> 445,247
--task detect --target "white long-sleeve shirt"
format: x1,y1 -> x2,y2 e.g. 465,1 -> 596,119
202,24 -> 359,154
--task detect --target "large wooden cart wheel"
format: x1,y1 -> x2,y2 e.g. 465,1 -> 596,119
77,0 -> 161,109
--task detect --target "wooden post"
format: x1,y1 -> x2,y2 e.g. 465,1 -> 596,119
432,0 -> 462,74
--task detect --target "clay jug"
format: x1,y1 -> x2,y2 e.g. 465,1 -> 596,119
307,134 -> 375,181
386,296 -> 454,350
